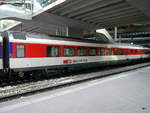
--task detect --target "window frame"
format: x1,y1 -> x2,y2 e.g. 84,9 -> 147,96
89,48 -> 97,56
130,49 -> 134,54
119,49 -> 124,55
99,47 -> 105,56
16,44 -> 25,58
78,47 -> 87,56
46,46 -> 60,57
106,48 -> 112,56
114,48 -> 119,55
64,46 -> 75,57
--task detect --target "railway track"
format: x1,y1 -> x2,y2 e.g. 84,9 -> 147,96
0,61 -> 150,101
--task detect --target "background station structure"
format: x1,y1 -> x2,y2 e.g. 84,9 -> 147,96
0,0 -> 150,45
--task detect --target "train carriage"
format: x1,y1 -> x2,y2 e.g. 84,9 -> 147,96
0,31 -> 150,78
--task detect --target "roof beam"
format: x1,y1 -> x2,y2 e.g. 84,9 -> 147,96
98,15 -> 148,26
60,0 -> 122,16
65,0 -> 123,17
49,0 -> 74,12
50,0 -> 83,13
88,10 -> 141,23
96,15 -> 145,25
59,0 -> 102,16
74,2 -> 129,19
127,0 -> 150,17
82,6 -> 136,21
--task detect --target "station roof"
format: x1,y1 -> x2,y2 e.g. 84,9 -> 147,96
47,0 -> 150,27
1,0 -> 150,37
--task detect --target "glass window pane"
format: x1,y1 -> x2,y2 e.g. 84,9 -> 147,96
141,50 -> 145,54
99,48 -> 104,56
119,49 -> 123,55
114,48 -> 118,55
16,45 -> 25,58
64,47 -> 74,56
106,49 -> 112,55
46,46 -> 60,57
90,48 -> 96,56
131,50 -> 135,54
147,50 -> 150,54
78,48 -> 86,56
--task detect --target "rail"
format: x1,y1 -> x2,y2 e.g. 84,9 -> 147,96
0,61 -> 150,101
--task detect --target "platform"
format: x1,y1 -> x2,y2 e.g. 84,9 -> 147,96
0,66 -> 150,113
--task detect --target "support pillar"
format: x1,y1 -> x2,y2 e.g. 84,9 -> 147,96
114,26 -> 118,40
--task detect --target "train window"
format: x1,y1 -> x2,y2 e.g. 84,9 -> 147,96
78,48 -> 86,56
147,50 -> 150,54
99,48 -> 104,56
13,32 -> 26,40
106,48 -> 112,55
64,47 -> 75,56
46,46 -> 60,57
89,48 -> 96,56
114,48 -> 118,55
145,50 -> 150,54
131,50 -> 135,54
140,50 -> 145,54
119,49 -> 123,55
16,45 -> 25,58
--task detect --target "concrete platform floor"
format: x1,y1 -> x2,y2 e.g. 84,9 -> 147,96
0,66 -> 150,113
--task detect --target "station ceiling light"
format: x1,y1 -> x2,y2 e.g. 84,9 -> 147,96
131,42 -> 134,45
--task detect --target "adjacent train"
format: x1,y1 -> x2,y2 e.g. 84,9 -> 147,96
0,31 -> 150,79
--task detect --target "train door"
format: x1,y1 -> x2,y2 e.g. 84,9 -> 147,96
2,32 -> 10,71
0,36 -> 3,70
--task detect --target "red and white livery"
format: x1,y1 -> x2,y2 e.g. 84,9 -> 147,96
0,31 -> 150,78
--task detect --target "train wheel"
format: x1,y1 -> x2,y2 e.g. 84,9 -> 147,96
18,72 -> 25,78
31,70 -> 42,80
43,69 -> 51,78
8,69 -> 12,80
14,71 -> 33,80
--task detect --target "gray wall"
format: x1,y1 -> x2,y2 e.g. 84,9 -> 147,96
68,27 -> 84,38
